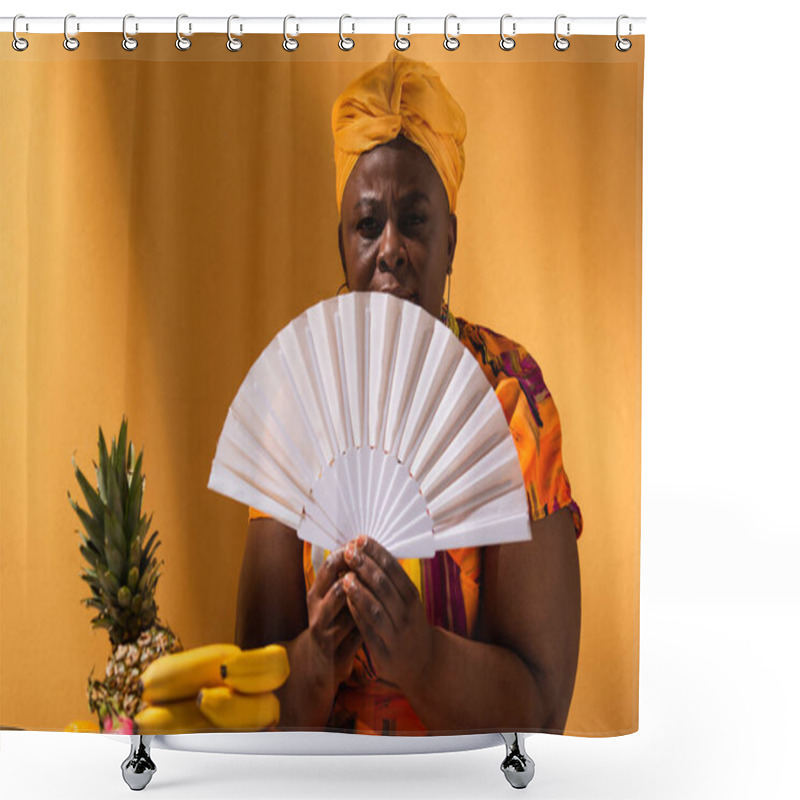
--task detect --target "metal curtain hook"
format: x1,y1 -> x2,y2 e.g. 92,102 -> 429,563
554,14 -> 570,51
499,14 -> 515,51
283,15 -> 299,51
444,14 -> 460,51
63,13 -> 80,51
616,14 -> 632,51
122,14 -> 138,51
227,15 -> 243,51
339,14 -> 355,50
176,13 -> 191,50
12,14 -> 29,51
394,15 -> 410,51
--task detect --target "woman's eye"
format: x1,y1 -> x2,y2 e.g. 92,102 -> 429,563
407,215 -> 425,226
358,217 -> 379,234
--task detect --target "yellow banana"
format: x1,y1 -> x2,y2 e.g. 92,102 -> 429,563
63,719 -> 99,733
140,643 -> 241,703
220,644 -> 290,694
197,686 -> 280,731
134,699 -> 215,734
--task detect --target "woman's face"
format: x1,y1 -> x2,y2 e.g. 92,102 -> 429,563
338,135 -> 457,320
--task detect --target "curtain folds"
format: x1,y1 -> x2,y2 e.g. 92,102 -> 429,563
1,32 -> 643,735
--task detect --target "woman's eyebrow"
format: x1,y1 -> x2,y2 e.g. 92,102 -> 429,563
401,190 -> 430,206
352,190 -> 429,213
354,196 -> 380,213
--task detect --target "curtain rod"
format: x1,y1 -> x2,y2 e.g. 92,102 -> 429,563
1,16 -> 646,37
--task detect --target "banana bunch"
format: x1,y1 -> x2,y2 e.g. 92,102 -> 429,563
134,643 -> 290,734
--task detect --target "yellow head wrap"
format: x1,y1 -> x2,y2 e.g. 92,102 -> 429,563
331,51 -> 467,215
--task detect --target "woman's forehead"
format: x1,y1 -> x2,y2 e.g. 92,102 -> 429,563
354,189 -> 431,210
345,141 -> 446,209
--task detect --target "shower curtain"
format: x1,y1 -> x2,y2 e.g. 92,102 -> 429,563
0,29 -> 643,738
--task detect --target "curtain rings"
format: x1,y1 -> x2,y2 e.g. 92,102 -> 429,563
499,14 -> 515,51
443,14 -> 460,51
227,15 -> 243,52
554,14 -> 570,51
122,14 -> 138,51
63,13 -> 80,51
394,15 -> 410,51
12,14 -> 29,52
339,15 -> 355,50
176,14 -> 191,50
616,14 -> 632,51
283,15 -> 299,51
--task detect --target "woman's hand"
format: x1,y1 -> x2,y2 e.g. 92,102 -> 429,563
304,547 -> 363,700
342,535 -> 435,693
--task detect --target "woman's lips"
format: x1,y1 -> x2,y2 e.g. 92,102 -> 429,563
379,288 -> 418,303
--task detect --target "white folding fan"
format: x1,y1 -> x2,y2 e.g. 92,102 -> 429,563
208,291 -> 532,558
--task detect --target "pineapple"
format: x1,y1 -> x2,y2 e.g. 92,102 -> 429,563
68,416 -> 182,731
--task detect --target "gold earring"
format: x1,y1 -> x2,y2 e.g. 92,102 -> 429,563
441,271 -> 452,323
446,269 -> 451,311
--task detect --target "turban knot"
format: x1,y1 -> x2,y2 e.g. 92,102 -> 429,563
332,51 -> 467,214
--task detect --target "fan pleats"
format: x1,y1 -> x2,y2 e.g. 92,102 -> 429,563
209,292 -> 531,556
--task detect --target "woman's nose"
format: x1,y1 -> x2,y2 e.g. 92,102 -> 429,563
377,219 -> 407,273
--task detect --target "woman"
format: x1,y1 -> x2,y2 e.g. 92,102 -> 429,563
236,52 -> 582,736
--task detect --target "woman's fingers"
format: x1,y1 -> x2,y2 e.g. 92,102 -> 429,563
335,625 -> 363,684
347,537 -> 419,603
314,575 -> 349,632
344,538 -> 417,630
309,547 -> 348,600
337,537 -> 435,690
337,623 -> 363,659
343,571 -> 391,658
329,597 -> 359,648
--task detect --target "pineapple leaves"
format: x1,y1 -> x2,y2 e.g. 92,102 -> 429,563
95,568 -> 120,597
71,459 -> 106,527
78,530 -> 102,557
104,460 -> 124,531
128,536 -> 142,572
143,537 -> 161,567
96,427 -> 109,505
127,566 -> 140,591
140,556 -> 162,592
71,416 -> 170,648
80,568 -> 101,590
103,510 -> 126,578
68,495 -> 105,553
79,540 -> 102,569
124,449 -> 144,544
113,417 -> 128,505
140,517 -> 157,560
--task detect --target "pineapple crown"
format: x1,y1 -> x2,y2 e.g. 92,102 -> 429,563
68,416 -> 164,646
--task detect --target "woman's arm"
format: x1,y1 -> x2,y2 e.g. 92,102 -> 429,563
234,516 -> 307,649
234,518 -> 328,727
234,517 -> 365,729
403,506 -> 581,733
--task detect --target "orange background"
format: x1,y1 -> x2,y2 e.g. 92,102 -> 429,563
0,33 -> 643,734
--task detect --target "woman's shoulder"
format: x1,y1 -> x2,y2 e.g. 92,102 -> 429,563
455,314 -> 540,369
454,314 -> 550,414
454,313 -> 581,535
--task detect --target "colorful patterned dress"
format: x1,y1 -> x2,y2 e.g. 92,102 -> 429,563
247,303 -> 582,735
